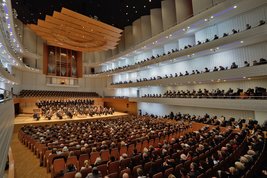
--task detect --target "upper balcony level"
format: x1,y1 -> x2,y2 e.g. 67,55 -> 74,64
88,22 -> 267,77
94,0 -> 265,67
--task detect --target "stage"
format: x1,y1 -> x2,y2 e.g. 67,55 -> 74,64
13,112 -> 129,131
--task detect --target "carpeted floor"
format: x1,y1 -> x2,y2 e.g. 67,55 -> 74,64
11,132 -> 50,178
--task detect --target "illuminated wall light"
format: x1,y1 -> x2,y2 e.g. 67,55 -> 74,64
210,16 -> 214,19
216,47 -> 219,50
204,19 -> 208,22
210,49 -> 213,51
243,76 -> 246,79
187,26 -> 190,29
233,5 -> 237,8
248,78 -> 251,80
183,28 -> 186,31
240,41 -> 244,43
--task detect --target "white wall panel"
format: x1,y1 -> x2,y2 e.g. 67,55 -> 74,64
118,33 -> 125,53
0,100 -> 14,178
141,15 -> 152,41
162,0 -> 177,30
192,0 -> 213,15
132,19 -> 142,45
151,8 -> 164,36
124,26 -> 134,49
175,0 -> 193,23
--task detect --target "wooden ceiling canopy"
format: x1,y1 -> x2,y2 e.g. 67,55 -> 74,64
28,8 -> 123,52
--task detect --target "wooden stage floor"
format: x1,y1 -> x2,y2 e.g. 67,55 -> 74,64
14,112 -> 128,126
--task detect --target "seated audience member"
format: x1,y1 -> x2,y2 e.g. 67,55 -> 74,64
219,66 -> 225,70
223,33 -> 229,37
232,29 -> 238,34
235,161 -> 245,175
258,20 -> 266,26
86,167 -> 102,178
213,34 -> 219,40
94,157 -> 102,166
81,160 -> 91,171
252,60 -> 259,66
168,174 -> 176,178
213,66 -> 219,71
66,163 -> 77,172
188,162 -> 200,178
179,167 -> 188,178
137,168 -> 146,178
75,172 -> 82,178
228,167 -> 238,178
122,173 -> 129,178
259,58 -> 267,64
244,61 -> 250,67
246,24 -> 251,30
230,62 -> 238,69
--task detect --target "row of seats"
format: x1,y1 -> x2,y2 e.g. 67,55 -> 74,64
19,90 -> 100,98
47,124 -> 215,178
111,59 -> 267,85
142,87 -> 267,99
98,20 -> 266,75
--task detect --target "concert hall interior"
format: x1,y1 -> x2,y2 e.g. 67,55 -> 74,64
0,0 -> 267,178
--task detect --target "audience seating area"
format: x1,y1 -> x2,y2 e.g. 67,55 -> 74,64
111,59 -> 267,85
99,21 -> 265,75
18,115 -> 266,178
19,90 -> 100,98
141,87 -> 267,99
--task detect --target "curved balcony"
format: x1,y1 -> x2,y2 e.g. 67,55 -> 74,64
89,24 -> 267,78
100,0 -> 265,65
109,64 -> 267,88
129,97 -> 267,111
